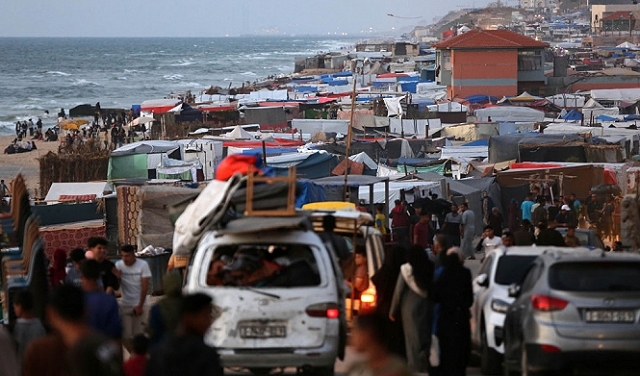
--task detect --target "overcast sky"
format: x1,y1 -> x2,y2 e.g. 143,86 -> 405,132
0,0 -> 490,37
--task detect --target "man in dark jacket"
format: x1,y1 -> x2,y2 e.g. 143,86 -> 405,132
147,293 -> 222,376
535,221 -> 566,247
513,219 -> 536,246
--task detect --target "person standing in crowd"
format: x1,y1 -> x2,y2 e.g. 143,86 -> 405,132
480,225 -> 502,253
347,248 -> 369,306
601,197 -> 615,242
555,205 -> 571,227
86,237 -> 119,294
12,290 -> 46,364
487,207 -> 503,237
65,248 -> 86,288
587,194 -> 602,225
502,232 -> 515,247
374,204 -> 387,234
536,221 -> 565,247
45,285 -> 122,376
123,334 -> 149,376
115,245 -> 151,348
148,273 -> 183,348
347,313 -> 413,376
513,219 -> 536,246
390,246 -> 433,372
520,194 -> 534,223
371,245 -> 407,359
81,259 -> 123,340
460,203 -> 476,260
413,211 -> 433,251
432,248 -> 473,376
563,226 -> 581,247
442,204 -> 461,246
532,197 -> 548,227
390,199 -> 410,248
481,191 -> 494,225
147,293 -> 223,376
49,248 -> 68,288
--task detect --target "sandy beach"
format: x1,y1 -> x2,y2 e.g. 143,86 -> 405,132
0,135 -> 62,197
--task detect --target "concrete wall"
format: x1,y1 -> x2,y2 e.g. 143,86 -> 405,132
448,49 -> 519,98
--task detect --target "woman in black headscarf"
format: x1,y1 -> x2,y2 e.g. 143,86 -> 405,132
371,246 -> 407,358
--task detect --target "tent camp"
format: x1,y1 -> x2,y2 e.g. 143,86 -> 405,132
268,151 -> 340,179
177,139 -> 223,181
108,141 -> 182,180
488,133 -> 584,163
44,182 -> 111,204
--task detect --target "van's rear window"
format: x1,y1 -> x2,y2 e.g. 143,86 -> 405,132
205,244 -> 321,288
549,262 -> 640,292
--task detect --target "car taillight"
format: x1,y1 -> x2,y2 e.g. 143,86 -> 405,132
306,303 -> 340,319
531,295 -> 568,312
540,344 -> 562,353
360,292 -> 375,304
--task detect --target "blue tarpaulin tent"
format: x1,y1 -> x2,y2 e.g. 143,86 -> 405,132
464,94 -> 499,104
463,139 -> 490,147
295,181 -> 327,208
624,114 -> 640,121
596,114 -> 618,122
563,109 -> 582,121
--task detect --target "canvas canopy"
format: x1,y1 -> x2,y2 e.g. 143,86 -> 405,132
111,141 -> 180,157
589,89 -> 640,103
225,125 -> 253,140
488,133 -> 583,163
475,106 -> 545,122
545,94 -> 586,108
582,98 -> 620,119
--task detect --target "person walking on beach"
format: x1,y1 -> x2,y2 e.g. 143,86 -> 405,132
115,245 -> 151,348
442,204 -> 461,246
0,179 -> 10,198
459,203 -> 476,260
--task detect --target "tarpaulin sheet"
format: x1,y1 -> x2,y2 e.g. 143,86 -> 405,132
496,165 -> 604,199
244,107 -> 287,125
488,133 -> 583,163
108,154 -> 148,180
271,152 -> 339,179
40,220 -> 105,261
396,163 -> 445,175
295,181 -> 327,208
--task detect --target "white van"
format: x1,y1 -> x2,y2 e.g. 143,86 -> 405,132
184,215 -> 346,376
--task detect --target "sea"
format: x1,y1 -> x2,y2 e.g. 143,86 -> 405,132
0,36 -> 354,135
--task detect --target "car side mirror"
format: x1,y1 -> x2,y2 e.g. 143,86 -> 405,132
475,273 -> 489,288
508,283 -> 521,298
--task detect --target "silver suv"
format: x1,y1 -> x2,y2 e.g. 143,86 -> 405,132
503,250 -> 640,375
471,246 -> 549,375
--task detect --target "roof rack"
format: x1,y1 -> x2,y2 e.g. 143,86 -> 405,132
245,166 -> 297,217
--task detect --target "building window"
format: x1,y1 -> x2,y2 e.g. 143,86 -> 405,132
518,50 -> 542,71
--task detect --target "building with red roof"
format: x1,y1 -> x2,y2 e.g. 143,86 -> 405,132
433,29 -> 549,99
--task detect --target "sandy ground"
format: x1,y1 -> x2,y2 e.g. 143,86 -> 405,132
0,135 -> 62,197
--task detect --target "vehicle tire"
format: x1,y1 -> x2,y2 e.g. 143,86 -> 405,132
480,327 -> 503,375
311,366 -> 334,376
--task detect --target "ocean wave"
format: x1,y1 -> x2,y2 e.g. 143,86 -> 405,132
72,79 -> 102,87
45,71 -> 72,76
11,104 -> 45,111
240,71 -> 257,77
170,59 -> 195,67
163,74 -> 183,81
115,76 -> 128,81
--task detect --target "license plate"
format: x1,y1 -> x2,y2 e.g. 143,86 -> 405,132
239,325 -> 286,338
585,310 -> 636,323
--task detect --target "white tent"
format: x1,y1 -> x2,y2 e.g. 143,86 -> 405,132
225,125 -> 253,140
475,106 -> 545,122
45,182 -> 111,204
616,41 -> 637,49
349,152 -> 378,170
358,181 -> 442,210
589,89 -> 640,103
582,98 -> 620,120
545,93 -> 586,108
426,102 -> 468,112
111,140 -> 180,157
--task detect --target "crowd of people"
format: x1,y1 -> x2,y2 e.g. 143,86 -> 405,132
0,236 -> 222,376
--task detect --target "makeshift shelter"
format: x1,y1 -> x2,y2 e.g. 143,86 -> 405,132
582,98 -> 619,120
313,175 -> 390,213
108,141 -> 181,180
140,99 -> 182,114
224,125 -> 254,140
475,107 -> 545,122
44,182 -> 111,204
243,107 -> 288,130
40,220 -> 106,261
156,156 -> 200,182
545,94 -> 586,109
177,139 -> 223,181
563,109 -> 582,121
136,185 -> 199,250
268,152 -> 340,179
488,133 -> 584,163
174,104 -> 204,123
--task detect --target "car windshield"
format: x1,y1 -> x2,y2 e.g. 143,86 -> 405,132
494,255 -> 538,285
549,262 -> 640,292
206,244 -> 321,288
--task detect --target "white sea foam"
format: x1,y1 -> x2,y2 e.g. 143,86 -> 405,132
163,74 -> 184,81
240,71 -> 257,76
72,79 -> 101,87
45,71 -> 72,76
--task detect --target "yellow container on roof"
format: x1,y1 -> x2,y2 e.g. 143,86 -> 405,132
301,201 -> 356,211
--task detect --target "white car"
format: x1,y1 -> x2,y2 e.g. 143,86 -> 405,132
184,215 -> 346,376
470,246 -> 546,375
